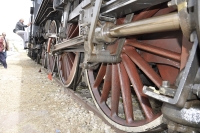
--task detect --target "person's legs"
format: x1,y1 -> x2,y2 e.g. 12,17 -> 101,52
0,52 -> 7,68
16,30 -> 28,48
3,51 -> 7,59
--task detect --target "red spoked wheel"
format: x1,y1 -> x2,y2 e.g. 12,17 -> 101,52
86,61 -> 164,132
46,20 -> 59,74
57,23 -> 80,87
85,5 -> 192,133
57,52 -> 80,87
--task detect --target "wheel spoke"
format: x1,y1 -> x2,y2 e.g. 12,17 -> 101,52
122,53 -> 153,120
66,54 -> 73,70
111,64 -> 121,116
126,39 -> 181,61
58,52 -> 80,87
67,52 -> 75,66
124,46 -> 162,88
58,55 -> 62,71
66,24 -> 73,39
69,25 -> 79,39
100,64 -> 112,103
65,56 -> 70,78
133,7 -> 159,21
93,64 -> 106,88
118,63 -> 133,123
67,24 -> 76,39
62,55 -> 68,79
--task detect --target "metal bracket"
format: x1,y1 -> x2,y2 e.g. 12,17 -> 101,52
143,32 -> 199,108
86,13 -> 134,63
85,0 -> 103,54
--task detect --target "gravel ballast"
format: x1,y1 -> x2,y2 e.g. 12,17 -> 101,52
0,51 -> 116,133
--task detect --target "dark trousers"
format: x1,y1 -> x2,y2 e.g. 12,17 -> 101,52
3,51 -> 7,58
0,52 -> 7,68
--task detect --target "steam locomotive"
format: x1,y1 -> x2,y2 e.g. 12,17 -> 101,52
28,0 -> 200,132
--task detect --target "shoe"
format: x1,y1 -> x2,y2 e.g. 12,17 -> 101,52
24,47 -> 29,49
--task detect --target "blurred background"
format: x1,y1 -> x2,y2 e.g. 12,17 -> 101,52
0,0 -> 33,51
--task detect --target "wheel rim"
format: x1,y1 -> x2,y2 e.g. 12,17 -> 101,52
47,38 -> 56,73
58,52 -> 80,87
85,5 -> 191,132
47,53 -> 55,73
57,21 -> 80,87
86,61 -> 163,132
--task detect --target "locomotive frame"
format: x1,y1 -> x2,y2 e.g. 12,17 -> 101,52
28,0 -> 200,132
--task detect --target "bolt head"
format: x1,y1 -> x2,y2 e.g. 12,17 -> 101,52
162,81 -> 170,88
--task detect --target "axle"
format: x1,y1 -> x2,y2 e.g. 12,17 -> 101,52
109,12 -> 180,37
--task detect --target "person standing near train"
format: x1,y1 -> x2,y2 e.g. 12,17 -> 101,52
0,35 -> 7,69
2,32 -> 9,59
14,19 -> 31,49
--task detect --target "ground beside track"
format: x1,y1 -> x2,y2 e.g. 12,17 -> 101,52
0,50 -> 116,133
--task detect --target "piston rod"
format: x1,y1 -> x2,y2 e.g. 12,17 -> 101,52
108,12 -> 180,37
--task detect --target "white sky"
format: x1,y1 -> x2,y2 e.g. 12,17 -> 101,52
0,0 -> 32,40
